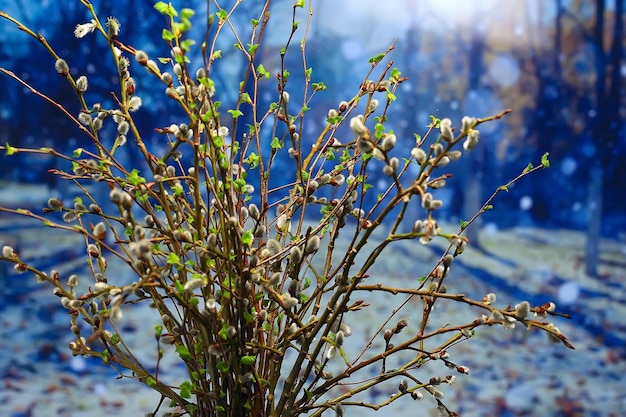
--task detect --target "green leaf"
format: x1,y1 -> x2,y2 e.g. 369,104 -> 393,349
460,220 -> 469,228
145,376 -> 157,387
242,230 -> 253,246
390,67 -> 402,81
162,28 -> 175,42
294,0 -> 305,7
176,345 -> 192,360
216,9 -> 228,21
228,109 -> 243,119
181,39 -> 196,52
154,324 -> 163,338
244,311 -> 254,324
327,115 -> 343,124
4,142 -> 17,156
167,253 -> 181,265
523,162 -> 534,173
374,123 -> 385,140
240,92 -> 251,104
246,152 -> 259,168
541,152 -> 550,168
216,361 -> 229,373
154,2 -> 178,16
181,8 -> 195,19
271,137 -> 283,150
127,169 -> 146,186
109,333 -> 120,344
247,43 -> 259,54
312,82 -> 326,91
240,355 -> 256,366
368,53 -> 385,64
179,380 -> 193,398
101,349 -> 110,364
499,185 -> 509,192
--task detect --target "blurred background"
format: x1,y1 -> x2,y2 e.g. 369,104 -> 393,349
1,1 -> 624,416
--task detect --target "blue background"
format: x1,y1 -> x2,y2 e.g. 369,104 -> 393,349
1,1 -> 624,416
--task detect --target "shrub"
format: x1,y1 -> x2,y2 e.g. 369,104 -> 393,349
0,2 -> 572,416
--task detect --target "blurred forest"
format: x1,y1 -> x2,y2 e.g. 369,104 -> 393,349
1,0 -> 624,276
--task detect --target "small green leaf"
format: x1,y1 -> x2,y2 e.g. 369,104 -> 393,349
541,152 -> 550,168
294,0 -> 305,7
312,82 -> 326,91
167,253 -> 181,265
162,29 -> 175,42
228,109 -> 243,119
327,115 -> 343,124
154,324 -> 163,338
248,43 -> 259,54
181,8 -> 195,19
127,169 -> 146,186
523,162 -> 534,173
176,345 -> 192,360
179,380 -> 193,398
390,67 -> 402,81
216,9 -> 228,21
368,53 -> 385,64
499,185 -> 509,192
216,361 -> 229,373
181,39 -> 196,52
145,376 -> 157,387
271,137 -> 283,150
4,142 -> 17,156
242,230 -> 253,246
246,152 -> 259,168
154,2 -> 178,17
241,355 -> 256,366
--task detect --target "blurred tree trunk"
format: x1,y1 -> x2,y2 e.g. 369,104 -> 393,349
585,0 -> 622,275
462,34 -> 485,246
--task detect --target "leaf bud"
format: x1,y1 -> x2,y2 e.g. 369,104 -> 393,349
55,58 -> 69,76
76,75 -> 88,92
381,134 -> 396,151
349,115 -> 368,136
